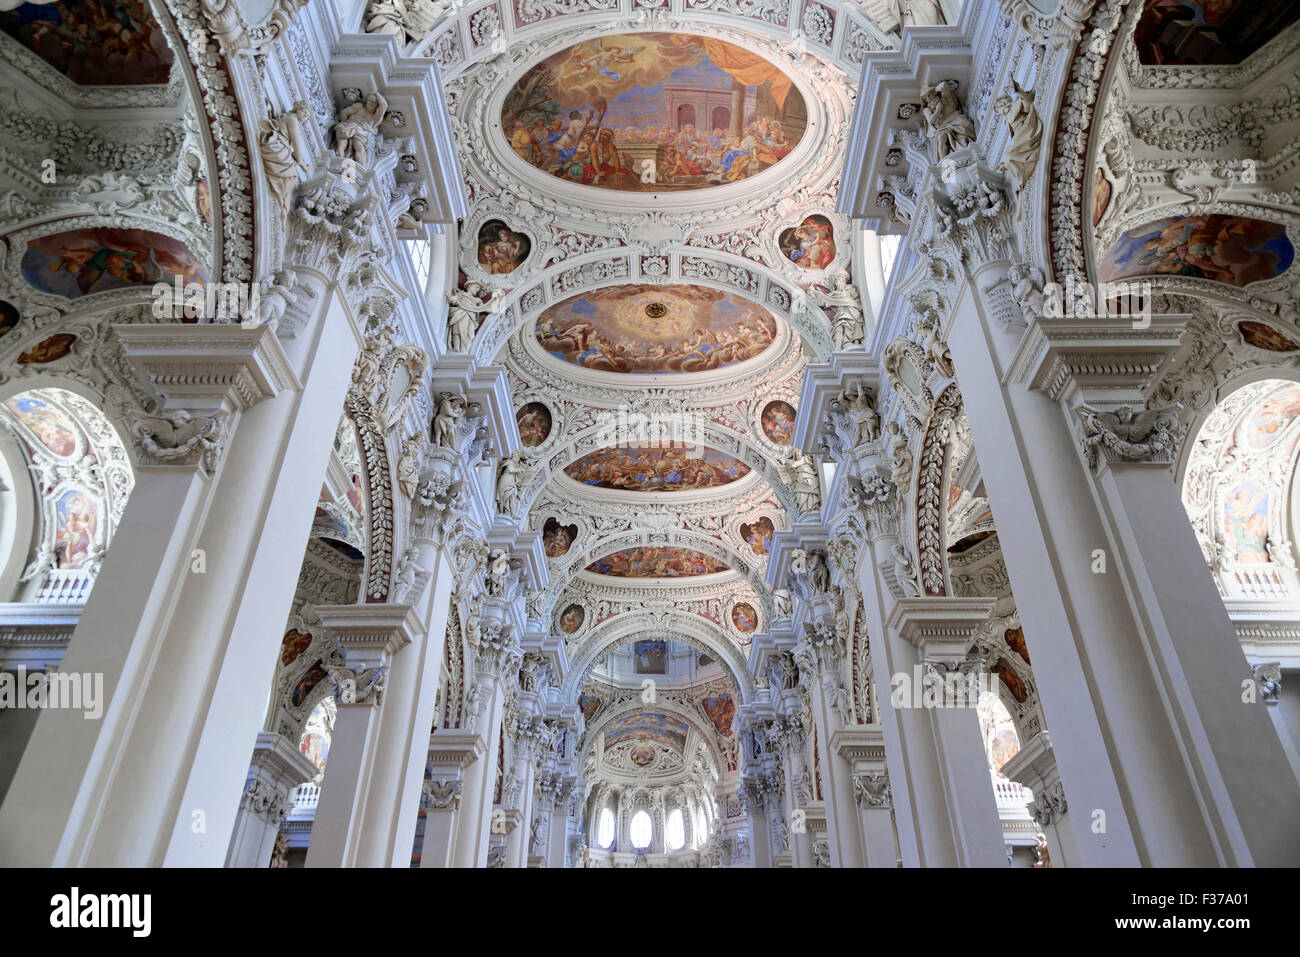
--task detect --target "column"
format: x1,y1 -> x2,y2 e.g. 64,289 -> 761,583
501,711 -> 547,868
793,621 -> 865,867
740,776 -> 773,868
452,608 -> 521,867
833,725 -> 899,867
1000,731 -> 1074,868
728,78 -> 746,137
0,321 -> 333,867
416,732 -> 483,868
225,731 -> 318,867
767,710 -> 813,867
925,151 -> 1300,864
1252,664 -> 1300,787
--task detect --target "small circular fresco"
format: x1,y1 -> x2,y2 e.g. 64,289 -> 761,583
516,402 -> 552,447
779,214 -> 836,271
761,400 -> 796,445
501,33 -> 807,194
543,517 -> 578,557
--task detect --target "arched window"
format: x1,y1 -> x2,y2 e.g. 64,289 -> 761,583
596,807 -> 615,848
665,807 -> 685,850
629,809 -> 652,849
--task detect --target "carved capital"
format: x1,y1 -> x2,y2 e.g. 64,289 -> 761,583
421,777 -> 463,811
1076,404 -> 1183,471
128,407 -> 229,477
240,777 -> 291,824
853,770 -> 892,810
1253,662 -> 1282,706
327,661 -> 388,707
1029,779 -> 1068,827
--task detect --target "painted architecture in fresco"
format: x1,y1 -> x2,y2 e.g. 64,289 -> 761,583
502,33 -> 806,191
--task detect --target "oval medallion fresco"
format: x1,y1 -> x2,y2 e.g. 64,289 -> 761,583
1098,215 -> 1294,287
740,516 -> 775,555
731,602 -> 758,633
586,546 -> 729,578
565,442 -> 750,492
535,284 -> 777,374
761,400 -> 796,445
1243,385 -> 1300,451
558,603 -> 585,634
502,33 -> 806,192
4,395 -> 77,458
1239,321 -> 1300,353
516,401 -> 553,447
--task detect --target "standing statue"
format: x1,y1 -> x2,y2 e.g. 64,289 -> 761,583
779,448 -> 821,515
920,79 -> 975,162
880,0 -> 946,29
839,379 -> 881,446
888,421 -> 913,496
258,102 -> 310,213
486,549 -> 512,597
333,91 -> 388,167
905,0 -> 945,25
1032,833 -> 1052,868
891,543 -> 921,597
994,79 -> 1043,197
772,588 -> 794,620
396,434 -> 421,499
446,281 -> 504,353
364,0 -> 449,40
918,318 -> 955,379
808,271 -> 865,350
432,395 -> 466,449
496,449 -> 536,515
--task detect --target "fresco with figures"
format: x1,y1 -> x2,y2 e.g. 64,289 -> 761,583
779,215 -> 836,271
4,395 -> 77,457
516,402 -> 552,447
1098,215 -> 1293,287
502,33 -> 806,192
536,284 -> 777,374
603,711 -> 689,751
1,0 -> 174,85
21,228 -> 207,299
586,546 -> 729,578
761,400 -> 796,445
1243,384 -> 1300,450
1133,1 -> 1300,66
701,694 -> 736,736
565,443 -> 750,492
1223,479 -> 1271,562
54,489 -> 97,569
476,220 -> 530,274
634,639 -> 667,674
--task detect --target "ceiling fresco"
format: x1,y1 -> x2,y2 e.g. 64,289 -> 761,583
502,32 -> 806,192
564,443 -> 751,492
534,283 -> 778,374
585,546 -> 730,578
1,0 -> 174,85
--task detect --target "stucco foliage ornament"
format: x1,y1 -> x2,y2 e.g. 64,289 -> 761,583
1076,405 -> 1183,470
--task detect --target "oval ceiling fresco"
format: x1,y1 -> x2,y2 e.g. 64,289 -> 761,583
565,443 -> 750,492
535,284 -> 778,374
586,546 -> 730,578
502,33 -> 807,193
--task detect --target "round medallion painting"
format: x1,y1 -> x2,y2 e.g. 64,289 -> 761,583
502,33 -> 807,192
516,402 -> 553,447
0,300 -> 18,340
629,743 -> 656,767
779,214 -> 836,271
536,284 -> 777,374
543,517 -> 578,557
761,400 -> 796,445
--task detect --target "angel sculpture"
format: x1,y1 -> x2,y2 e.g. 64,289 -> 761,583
808,271 -> 865,350
446,281 -> 505,353
332,91 -> 388,166
132,409 -> 227,475
779,448 -> 822,515
920,79 -> 975,162
432,394 -> 467,449
496,448 -> 536,515
1077,405 -> 1179,468
993,79 -> 1043,197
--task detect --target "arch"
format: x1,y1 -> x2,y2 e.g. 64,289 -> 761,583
562,611 -> 755,704
0,384 -> 135,604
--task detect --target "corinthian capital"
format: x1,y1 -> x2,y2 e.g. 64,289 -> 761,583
327,661 -> 388,707
239,778 -> 291,824
412,452 -> 469,547
475,621 -> 522,679
844,469 -> 900,539
1076,404 -> 1182,470
128,407 -> 229,476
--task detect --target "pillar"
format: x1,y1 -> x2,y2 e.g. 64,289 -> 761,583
224,731 -> 318,867
834,725 -> 899,867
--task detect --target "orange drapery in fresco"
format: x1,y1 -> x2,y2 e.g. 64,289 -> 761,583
699,38 -> 791,110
